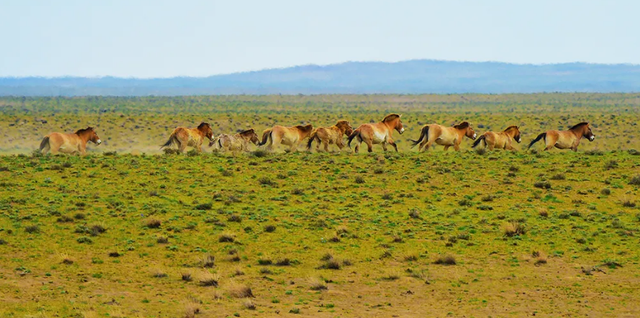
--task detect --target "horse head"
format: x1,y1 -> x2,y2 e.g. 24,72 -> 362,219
198,122 -> 214,141
455,122 -> 476,140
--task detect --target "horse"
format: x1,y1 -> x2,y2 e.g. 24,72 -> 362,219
306,120 -> 354,152
528,122 -> 595,151
472,126 -> 522,150
259,124 -> 314,152
161,122 -> 213,153
39,127 -> 102,156
411,121 -> 477,151
210,129 -> 260,153
347,114 -> 404,153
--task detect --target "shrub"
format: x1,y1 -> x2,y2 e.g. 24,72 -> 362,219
604,160 -> 618,170
550,174 -> 565,180
56,216 -> 74,223
534,181 -> 551,189
25,225 -> 40,234
434,255 -> 456,265
77,236 -> 92,244
354,176 -> 365,184
601,188 -> 611,195
258,177 -> 276,186
145,218 -> 162,229
264,225 -> 276,232
219,233 -> 235,243
227,215 -> 242,223
629,176 -> 640,186
195,203 -> 212,211
157,236 -> 169,244
408,209 -> 421,219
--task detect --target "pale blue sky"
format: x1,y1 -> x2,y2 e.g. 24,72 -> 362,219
1,0 -> 638,77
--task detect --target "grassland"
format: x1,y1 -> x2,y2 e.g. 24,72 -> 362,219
1,94 -> 640,317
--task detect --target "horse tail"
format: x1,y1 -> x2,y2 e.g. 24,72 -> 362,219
347,130 -> 361,148
161,133 -> 178,149
528,133 -> 546,149
259,129 -> 272,146
306,130 -> 318,150
39,136 -> 50,152
472,135 -> 486,148
410,126 -> 429,147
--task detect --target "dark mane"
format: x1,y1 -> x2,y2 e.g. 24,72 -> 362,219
197,122 -> 210,129
75,127 -> 93,135
503,125 -> 518,132
382,114 -> 400,122
296,124 -> 313,132
239,129 -> 255,135
569,122 -> 589,130
454,122 -> 470,129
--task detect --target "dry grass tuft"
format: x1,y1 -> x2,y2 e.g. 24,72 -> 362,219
503,221 -> 526,237
198,271 -> 219,287
228,283 -> 255,298
434,254 -> 457,265
309,276 -> 328,290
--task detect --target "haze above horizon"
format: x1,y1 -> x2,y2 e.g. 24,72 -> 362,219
1,0 -> 639,78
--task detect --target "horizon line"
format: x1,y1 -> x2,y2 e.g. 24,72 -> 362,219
2,58 -> 640,80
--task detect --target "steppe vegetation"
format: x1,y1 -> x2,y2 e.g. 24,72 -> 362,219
0,94 -> 639,317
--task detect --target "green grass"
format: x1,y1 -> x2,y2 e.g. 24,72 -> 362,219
1,94 -> 640,317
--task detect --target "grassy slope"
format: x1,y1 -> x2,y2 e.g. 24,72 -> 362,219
0,150 -> 639,317
0,94 -> 639,317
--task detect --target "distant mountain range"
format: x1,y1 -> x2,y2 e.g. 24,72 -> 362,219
1,60 -> 639,96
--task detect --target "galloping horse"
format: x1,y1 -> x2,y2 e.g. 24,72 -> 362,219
161,122 -> 213,153
259,124 -> 314,152
211,129 -> 259,153
472,126 -> 522,150
411,121 -> 477,151
39,127 -> 102,156
528,122 -> 595,151
307,120 -> 354,152
347,114 -> 404,153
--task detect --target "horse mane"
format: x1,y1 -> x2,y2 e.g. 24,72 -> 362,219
75,127 -> 94,135
381,114 -> 400,122
569,122 -> 589,130
503,125 -> 518,132
295,124 -> 313,132
239,128 -> 255,135
197,122 -> 210,130
454,122 -> 469,129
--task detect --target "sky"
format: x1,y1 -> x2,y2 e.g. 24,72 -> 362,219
1,0 -> 639,77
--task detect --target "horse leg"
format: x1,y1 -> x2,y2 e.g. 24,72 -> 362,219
322,139 -> 330,152
388,140 -> 398,152
488,143 -> 495,151
365,138 -> 374,153
382,142 -> 388,151
444,145 -> 451,151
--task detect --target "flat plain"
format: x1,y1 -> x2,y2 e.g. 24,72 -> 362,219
1,94 -> 639,317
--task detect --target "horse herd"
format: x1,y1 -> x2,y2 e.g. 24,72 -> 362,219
38,113 -> 596,155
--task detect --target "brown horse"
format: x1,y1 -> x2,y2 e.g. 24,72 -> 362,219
161,122 -> 213,153
472,126 -> 522,150
259,124 -> 314,152
210,129 -> 260,153
306,120 -> 354,152
528,122 -> 595,151
411,122 -> 477,151
347,114 -> 404,153
39,127 -> 102,155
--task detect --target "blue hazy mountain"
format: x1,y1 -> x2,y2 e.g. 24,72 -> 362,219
1,60 -> 639,96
